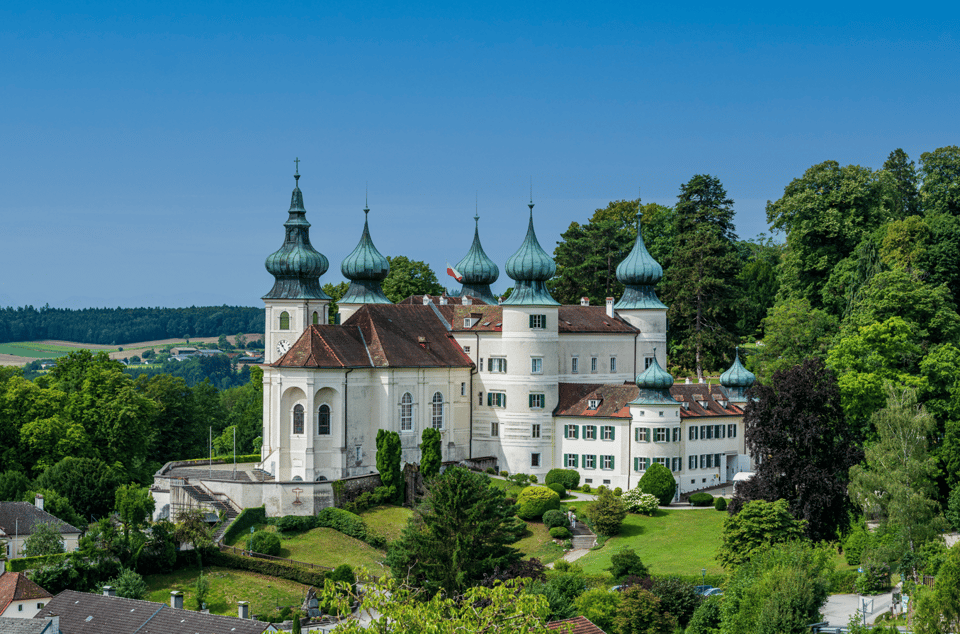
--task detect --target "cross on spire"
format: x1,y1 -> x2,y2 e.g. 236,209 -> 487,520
294,157 -> 300,173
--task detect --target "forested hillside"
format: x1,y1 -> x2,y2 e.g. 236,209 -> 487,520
0,305 -> 264,345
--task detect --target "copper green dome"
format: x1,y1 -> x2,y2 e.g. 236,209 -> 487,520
502,201 -> 559,306
615,213 -> 667,310
263,172 -> 331,301
456,214 -> 499,304
339,206 -> 391,304
720,348 -> 755,388
629,350 -> 678,405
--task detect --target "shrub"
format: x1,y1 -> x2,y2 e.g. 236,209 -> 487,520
828,569 -> 858,594
516,486 -> 561,520
248,530 -> 281,556
622,489 -> 659,515
843,524 -> 870,566
342,485 -> 395,515
545,468 -> 581,490
948,483 -> 960,531
613,487 -> 622,496
276,515 -> 316,533
486,467 -> 496,475
504,516 -> 527,543
596,485 -> 608,495
327,563 -> 356,587
689,493 -> 714,507
638,463 -> 676,505
208,549 -> 327,587
543,509 -> 569,529
649,575 -> 702,628
714,497 -> 728,511
609,547 -> 649,581
581,484 -> 592,493
529,474 -> 538,483
547,482 -> 566,497
316,507 -> 367,541
855,559 -> 890,594
500,471 -> 509,478
222,506 -> 266,545
586,488 -> 627,536
549,526 -> 572,539
508,473 -> 531,488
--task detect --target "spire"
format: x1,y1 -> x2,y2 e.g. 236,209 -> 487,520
615,197 -> 667,310
720,346 -> 755,402
339,199 -> 391,305
455,206 -> 499,304
629,348 -> 678,405
263,167 -> 331,300
502,193 -> 559,306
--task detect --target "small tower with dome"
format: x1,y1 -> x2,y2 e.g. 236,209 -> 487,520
263,165 -> 331,364
615,210 -> 668,369
338,202 -> 391,321
719,347 -> 755,403
455,214 -> 499,304
628,350 -> 681,483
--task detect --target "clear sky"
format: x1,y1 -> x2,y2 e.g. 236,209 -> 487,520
2,2 -> 958,309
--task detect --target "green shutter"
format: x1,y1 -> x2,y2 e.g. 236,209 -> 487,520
574,425 -> 580,439
610,426 -> 615,440
634,457 -> 639,471
573,454 -> 579,468
529,314 -> 534,328
529,394 -> 534,407
610,455 -> 615,470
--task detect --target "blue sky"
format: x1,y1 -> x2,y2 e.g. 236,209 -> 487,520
2,2 -> 958,308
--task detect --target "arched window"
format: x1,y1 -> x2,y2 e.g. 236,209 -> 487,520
312,311 -> 320,325
400,392 -> 413,431
293,404 -> 304,434
318,404 -> 331,435
431,392 -> 444,430
279,311 -> 290,330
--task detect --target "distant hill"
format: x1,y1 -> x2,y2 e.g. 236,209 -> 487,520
0,305 -> 264,345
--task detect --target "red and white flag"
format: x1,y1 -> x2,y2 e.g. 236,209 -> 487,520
446,262 -> 463,282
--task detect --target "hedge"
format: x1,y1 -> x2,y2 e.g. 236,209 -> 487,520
182,454 -> 261,464
316,507 -> 367,541
5,552 -> 71,572
209,549 -> 330,586
545,469 -> 580,491
714,497 -> 728,511
276,515 -> 316,533
222,506 -> 266,545
689,493 -> 714,507
829,569 -> 858,594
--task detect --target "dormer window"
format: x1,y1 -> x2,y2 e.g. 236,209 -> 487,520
588,399 -> 600,410
464,318 -> 475,328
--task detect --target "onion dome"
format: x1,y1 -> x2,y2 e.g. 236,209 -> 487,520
456,214 -> 499,304
339,204 -> 392,305
502,200 -> 559,306
263,169 -> 331,300
629,349 -> 678,405
720,347 -> 755,402
615,213 -> 666,310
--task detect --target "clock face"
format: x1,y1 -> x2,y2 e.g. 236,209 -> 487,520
277,340 -> 291,355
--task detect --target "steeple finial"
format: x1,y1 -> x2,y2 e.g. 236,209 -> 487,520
475,192 -> 479,223
294,157 -> 300,184
528,179 -> 535,216
364,184 -> 369,214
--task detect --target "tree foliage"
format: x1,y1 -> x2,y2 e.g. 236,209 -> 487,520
614,586 -> 677,634
36,457 -> 122,521
638,463 -> 676,506
750,298 -> 837,382
382,256 -> 445,304
585,487 -> 627,536
919,145 -> 960,218
22,521 -> 66,557
420,428 -> 441,479
376,430 -> 403,504
734,358 -> 862,542
913,543 -> 960,634
717,499 -> 807,569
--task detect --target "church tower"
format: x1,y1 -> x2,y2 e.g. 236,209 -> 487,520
455,214 -> 499,304
263,167 -> 331,364
614,212 -> 668,369
337,203 -> 391,321
719,347 -> 756,403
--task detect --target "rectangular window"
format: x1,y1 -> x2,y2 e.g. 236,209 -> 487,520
571,357 -> 579,373
610,357 -> 617,372
531,453 -> 541,468
706,425 -> 714,440
591,357 -> 598,373
584,455 -> 596,469
478,392 -> 483,406
728,424 -> 737,438
689,426 -> 698,441
587,399 -> 600,410
355,446 -> 362,462
689,455 -> 697,470
700,454 -> 706,469
461,382 -> 466,396
634,456 -> 649,471
463,346 -> 471,354
602,455 -> 614,470
601,425 -> 615,440
584,425 -> 596,440
672,427 -> 681,442
529,393 -> 545,408
491,422 -> 499,437
529,314 -> 546,329
715,453 -> 722,468
532,424 -> 541,439
531,357 -> 543,374
565,453 -> 579,468
635,427 -> 650,443
488,357 -> 507,373
645,357 -> 654,369
654,428 -> 667,443
565,424 -> 579,439
659,410 -> 665,417
479,358 -> 483,371
487,391 -> 506,407
672,457 -> 681,472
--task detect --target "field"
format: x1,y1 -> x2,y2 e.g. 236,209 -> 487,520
226,523 -> 388,574
143,566 -> 309,618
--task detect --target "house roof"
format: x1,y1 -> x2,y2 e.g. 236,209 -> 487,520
0,502 -> 82,537
554,383 -> 743,418
274,304 -> 473,369
0,572 -> 53,615
35,590 -> 271,634
0,616 -> 57,634
438,304 -> 503,332
398,295 -> 491,306
557,306 -> 637,333
547,615 -> 607,634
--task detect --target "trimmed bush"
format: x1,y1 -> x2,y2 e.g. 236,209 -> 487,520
609,547 -> 649,581
276,514 -> 316,533
545,468 -> 581,491
581,484 -> 592,493
549,526 -> 572,539
529,474 -> 538,483
714,497 -> 727,511
638,463 -> 676,505
486,467 -> 496,475
613,487 -> 623,496
248,530 -> 281,556
547,482 -> 566,497
500,471 -> 509,477
5,552 -> 70,573
221,506 -> 266,545
596,485 -> 608,495
689,493 -> 714,507
208,549 -> 328,586
316,507 -> 367,541
828,569 -> 858,594
542,509 -> 569,529
623,488 -> 659,515
516,486 -> 561,520
327,563 -> 356,586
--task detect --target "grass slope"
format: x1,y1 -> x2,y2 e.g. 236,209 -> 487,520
360,505 -> 413,543
514,521 -> 565,564
279,527 -> 386,573
144,566 -> 308,617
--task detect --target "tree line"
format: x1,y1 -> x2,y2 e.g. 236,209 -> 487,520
0,305 -> 264,345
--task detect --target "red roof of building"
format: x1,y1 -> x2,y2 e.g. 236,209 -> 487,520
0,572 -> 52,615
547,615 -> 607,634
557,306 -> 637,333
554,382 -> 743,418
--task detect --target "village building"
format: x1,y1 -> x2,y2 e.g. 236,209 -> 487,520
0,498 -> 82,560
0,572 -> 53,619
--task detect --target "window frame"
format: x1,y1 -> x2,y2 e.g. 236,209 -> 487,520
293,404 -> 304,435
488,357 -> 507,373
490,421 -> 499,437
601,455 -> 614,470
531,452 -> 541,468
532,423 -> 541,439
610,357 -> 617,372
530,356 -> 543,374
400,392 -> 414,431
591,357 -> 598,373
601,425 -> 615,441
571,357 -> 579,373
529,393 -> 545,409
317,403 -> 331,436
279,311 -> 290,330
487,391 -> 506,408
584,424 -> 597,440
529,314 -> 546,329
431,392 -> 445,430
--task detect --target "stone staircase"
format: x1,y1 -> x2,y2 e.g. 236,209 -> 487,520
180,484 -> 240,542
570,524 -> 597,549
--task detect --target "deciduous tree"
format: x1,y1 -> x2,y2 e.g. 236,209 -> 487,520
382,256 -> 445,304
751,298 -> 837,382
717,499 -> 807,569
919,145 -> 960,217
22,521 -> 65,557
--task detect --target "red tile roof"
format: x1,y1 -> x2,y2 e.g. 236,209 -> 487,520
547,615 -> 607,634
672,384 -> 744,417
558,306 -> 637,333
0,572 -> 52,615
438,304 -> 503,331
398,295 -> 491,306
554,383 -> 743,418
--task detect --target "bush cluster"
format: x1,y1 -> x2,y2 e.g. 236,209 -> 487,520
582,484 -> 592,493
342,486 -> 395,515
276,515 -> 316,533
622,487 -> 659,514
248,530 -> 281,556
516,486 -> 561,519
828,569 -> 858,593
316,507 -> 367,541
549,526 -> 572,539
542,509 -> 569,530
545,469 -> 581,491
209,549 -> 329,586
547,482 -> 566,497
689,493 -> 714,507
613,487 -> 622,496
714,497 -> 727,511
4,552 -> 70,573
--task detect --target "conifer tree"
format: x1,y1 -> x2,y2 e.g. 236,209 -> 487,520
420,428 -> 441,479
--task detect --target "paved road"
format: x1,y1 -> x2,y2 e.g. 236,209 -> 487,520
822,592 -> 894,627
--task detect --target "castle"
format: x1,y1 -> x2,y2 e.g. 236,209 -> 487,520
151,171 -> 754,519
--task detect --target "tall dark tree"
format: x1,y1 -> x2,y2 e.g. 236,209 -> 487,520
420,428 -> 441,479
883,148 -> 921,218
919,145 -> 960,217
735,236 -> 782,338
732,358 -> 863,542
661,175 -> 741,379
376,430 -> 403,503
387,467 -> 520,596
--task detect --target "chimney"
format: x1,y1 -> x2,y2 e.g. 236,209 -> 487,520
685,377 -> 691,384
440,297 -> 448,305
103,586 -> 116,597
171,591 -> 184,610
35,494 -> 44,511
238,601 -> 249,619
698,377 -> 705,384
463,296 -> 472,306
580,297 -> 589,306
605,297 -> 614,318
49,616 -> 60,633
422,295 -> 430,305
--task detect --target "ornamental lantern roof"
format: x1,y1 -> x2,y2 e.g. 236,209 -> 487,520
629,350 -> 678,405
456,214 -> 499,304
339,202 -> 392,305
615,212 -> 666,310
263,166 -> 331,301
720,347 -> 756,388
502,199 -> 559,306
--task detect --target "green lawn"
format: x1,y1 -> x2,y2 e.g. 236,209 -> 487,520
144,566 -> 308,618
230,524 -> 388,574
360,505 -> 413,543
514,521 -> 565,564
569,504 -> 727,578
